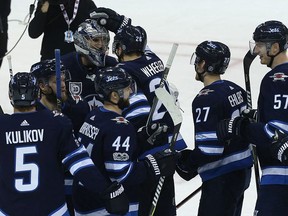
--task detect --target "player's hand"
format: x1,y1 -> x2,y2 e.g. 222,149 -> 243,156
101,182 -> 129,215
241,109 -> 257,121
216,116 -> 250,144
137,123 -> 168,146
90,7 -> 131,33
144,148 -> 177,178
176,149 -> 198,181
270,129 -> 288,165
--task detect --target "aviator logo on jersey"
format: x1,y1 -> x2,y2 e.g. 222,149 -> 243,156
269,72 -> 288,81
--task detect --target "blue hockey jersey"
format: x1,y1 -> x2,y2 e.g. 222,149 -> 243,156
242,62 -> 288,185
61,52 -> 118,110
74,107 -> 150,215
117,48 -> 187,156
190,80 -> 253,182
0,109 -> 108,216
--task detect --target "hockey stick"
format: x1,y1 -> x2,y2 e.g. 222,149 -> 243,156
55,49 -> 62,111
7,55 -> 13,78
0,106 -> 3,114
243,50 -> 260,193
146,43 -> 179,127
148,87 -> 182,216
176,185 -> 202,209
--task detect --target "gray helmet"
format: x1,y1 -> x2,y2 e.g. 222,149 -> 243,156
74,19 -> 110,67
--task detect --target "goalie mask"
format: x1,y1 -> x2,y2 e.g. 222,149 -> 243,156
74,19 -> 110,67
9,72 -> 39,107
190,40 -> 230,75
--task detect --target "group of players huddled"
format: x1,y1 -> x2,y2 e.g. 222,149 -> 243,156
1,4 -> 288,216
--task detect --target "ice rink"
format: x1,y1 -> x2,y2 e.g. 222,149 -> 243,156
1,0 -> 288,215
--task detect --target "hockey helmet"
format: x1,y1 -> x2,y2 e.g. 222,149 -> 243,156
94,66 -> 135,101
191,40 -> 230,74
30,59 -> 70,82
112,25 -> 147,55
9,72 -> 39,107
74,19 -> 110,67
253,20 -> 288,52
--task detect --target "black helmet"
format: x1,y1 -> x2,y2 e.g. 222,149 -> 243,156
253,20 -> 288,51
112,25 -> 147,55
9,72 -> 39,107
30,59 -> 70,81
193,40 -> 230,74
94,66 -> 133,101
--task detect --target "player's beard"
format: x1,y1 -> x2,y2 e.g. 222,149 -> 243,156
118,98 -> 130,110
46,90 -> 68,106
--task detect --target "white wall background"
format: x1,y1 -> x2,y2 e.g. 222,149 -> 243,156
1,0 -> 288,215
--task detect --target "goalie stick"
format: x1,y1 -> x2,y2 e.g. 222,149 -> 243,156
55,49 -> 62,111
243,50 -> 260,193
148,87 -> 182,216
146,43 -> 179,127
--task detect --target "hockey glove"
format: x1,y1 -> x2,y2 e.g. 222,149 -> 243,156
176,149 -> 198,181
144,148 -> 177,179
270,129 -> 288,165
216,116 -> 250,144
90,7 -> 131,33
137,123 -> 168,147
101,182 -> 129,215
241,109 -> 257,121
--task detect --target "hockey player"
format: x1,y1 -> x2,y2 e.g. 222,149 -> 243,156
216,20 -> 288,216
30,58 -> 90,133
0,72 -> 129,215
176,41 -> 253,216
91,8 -> 187,215
73,66 -> 177,215
61,19 -> 118,110
30,59 -> 90,215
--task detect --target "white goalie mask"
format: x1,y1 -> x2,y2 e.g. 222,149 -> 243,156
73,19 -> 110,67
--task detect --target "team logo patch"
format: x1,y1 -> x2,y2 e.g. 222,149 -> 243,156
111,117 -> 129,124
269,72 -> 288,81
69,82 -> 82,96
113,152 -> 129,161
86,95 -> 104,110
198,89 -> 214,96
69,82 -> 83,103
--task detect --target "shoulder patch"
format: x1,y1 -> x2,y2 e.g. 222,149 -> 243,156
111,116 -> 129,124
198,89 -> 214,96
269,72 -> 288,81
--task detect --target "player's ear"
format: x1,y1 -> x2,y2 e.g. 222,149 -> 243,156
39,82 -> 52,94
110,91 -> 119,102
271,42 -> 280,55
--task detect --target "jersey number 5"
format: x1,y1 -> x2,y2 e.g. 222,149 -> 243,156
15,146 -> 39,192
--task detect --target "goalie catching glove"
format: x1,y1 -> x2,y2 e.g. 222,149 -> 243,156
90,7 -> 131,33
101,182 -> 129,215
144,148 -> 177,179
270,129 -> 288,165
